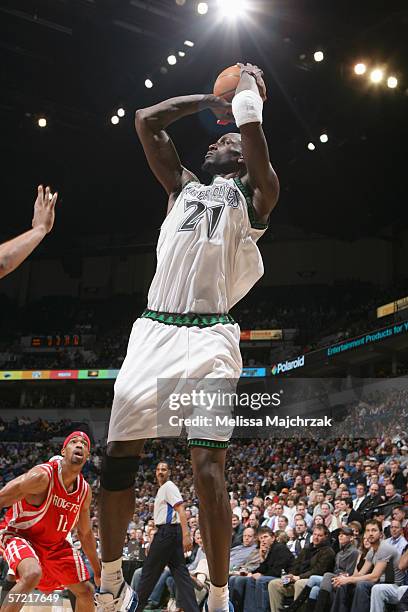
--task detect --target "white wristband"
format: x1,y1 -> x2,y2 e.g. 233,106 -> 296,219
232,89 -> 263,128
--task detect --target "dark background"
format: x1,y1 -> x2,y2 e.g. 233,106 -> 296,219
1,0 -> 407,251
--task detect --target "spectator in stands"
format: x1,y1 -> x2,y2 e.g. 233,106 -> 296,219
295,501 -> 314,529
241,508 -> 250,527
338,497 -> 364,527
320,503 -> 337,533
312,491 -> 327,518
241,527 -> 294,612
229,528 -> 257,570
358,483 -> 382,517
330,519 -> 405,612
268,525 -> 335,612
248,513 -> 260,532
353,484 -> 367,512
369,547 -> 408,612
229,528 -> 270,612
389,461 -> 407,494
349,521 -> 363,548
290,518 -> 312,557
232,514 -> 245,548
385,520 -> 408,555
277,515 -> 290,534
390,508 -> 408,540
284,526 -> 359,612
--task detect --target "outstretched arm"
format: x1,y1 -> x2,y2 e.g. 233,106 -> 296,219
233,64 -> 279,223
135,95 -> 232,208
0,466 -> 50,511
0,185 -> 58,279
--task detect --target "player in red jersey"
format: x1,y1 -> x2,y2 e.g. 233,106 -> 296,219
0,431 -> 101,612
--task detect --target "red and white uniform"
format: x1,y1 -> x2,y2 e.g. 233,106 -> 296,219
0,459 -> 90,592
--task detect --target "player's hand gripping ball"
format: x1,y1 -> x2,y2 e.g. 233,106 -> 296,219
237,62 -> 267,101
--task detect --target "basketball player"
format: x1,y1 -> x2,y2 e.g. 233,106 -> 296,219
96,62 -> 279,612
0,432 -> 100,612
0,185 -> 58,279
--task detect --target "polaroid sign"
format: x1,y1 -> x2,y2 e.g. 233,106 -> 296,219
271,355 -> 305,376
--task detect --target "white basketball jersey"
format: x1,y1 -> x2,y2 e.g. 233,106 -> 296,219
147,176 -> 267,314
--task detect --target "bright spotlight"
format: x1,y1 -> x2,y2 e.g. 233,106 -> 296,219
197,2 -> 208,14
387,76 -> 398,89
38,117 -> 47,128
370,68 -> 384,83
314,51 -> 324,62
307,142 -> 316,151
354,63 -> 366,75
217,0 -> 248,19
111,115 -> 119,125
167,55 -> 177,65
145,79 -> 153,88
184,40 -> 194,47
320,133 -> 328,143
117,108 -> 125,117
178,51 -> 186,57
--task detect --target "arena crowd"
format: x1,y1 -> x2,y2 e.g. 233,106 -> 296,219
1,424 -> 408,611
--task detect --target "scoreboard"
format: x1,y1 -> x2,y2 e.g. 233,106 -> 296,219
30,334 -> 81,348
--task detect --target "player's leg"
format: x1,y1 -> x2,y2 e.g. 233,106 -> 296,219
99,439 -> 144,597
190,446 -> 231,611
98,317 -> 173,604
66,581 -> 95,612
0,558 -> 42,612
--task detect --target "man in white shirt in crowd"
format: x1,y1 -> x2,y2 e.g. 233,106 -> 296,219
385,520 -> 408,555
353,484 -> 367,512
295,501 -> 313,529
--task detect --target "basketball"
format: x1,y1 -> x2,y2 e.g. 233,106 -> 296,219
213,64 -> 241,102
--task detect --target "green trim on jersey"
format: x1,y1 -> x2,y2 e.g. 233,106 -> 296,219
141,309 -> 235,328
188,439 -> 229,449
234,177 -> 268,230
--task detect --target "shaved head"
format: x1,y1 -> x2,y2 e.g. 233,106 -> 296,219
202,132 -> 245,177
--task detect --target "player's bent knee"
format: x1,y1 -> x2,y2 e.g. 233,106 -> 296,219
100,453 -> 139,491
20,565 -> 42,589
74,581 -> 95,599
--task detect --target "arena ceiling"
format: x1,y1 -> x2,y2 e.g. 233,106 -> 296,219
0,0 -> 407,251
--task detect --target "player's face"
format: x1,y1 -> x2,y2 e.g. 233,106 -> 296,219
63,436 -> 90,466
202,133 -> 243,176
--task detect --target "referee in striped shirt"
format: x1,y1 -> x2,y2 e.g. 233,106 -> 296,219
136,462 -> 199,611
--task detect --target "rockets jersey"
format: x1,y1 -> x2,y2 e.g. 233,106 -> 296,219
0,460 -> 89,548
147,176 -> 267,314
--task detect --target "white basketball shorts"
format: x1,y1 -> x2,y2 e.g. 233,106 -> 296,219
107,316 -> 242,444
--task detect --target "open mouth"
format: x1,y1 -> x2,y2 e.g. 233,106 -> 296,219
73,450 -> 84,459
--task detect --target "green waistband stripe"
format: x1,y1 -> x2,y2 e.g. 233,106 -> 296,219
141,309 -> 235,328
188,439 -> 229,449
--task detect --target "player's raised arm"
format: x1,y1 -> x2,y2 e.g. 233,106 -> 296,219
135,95 -> 232,205
232,63 -> 279,223
0,465 -> 50,511
0,185 -> 58,279
76,488 -> 101,586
